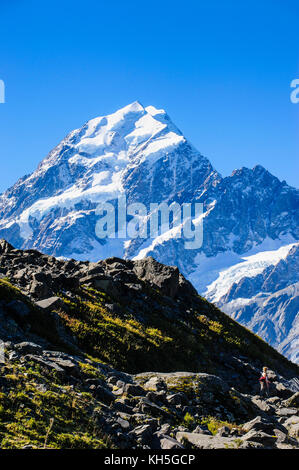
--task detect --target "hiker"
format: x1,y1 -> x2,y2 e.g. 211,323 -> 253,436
259,366 -> 270,398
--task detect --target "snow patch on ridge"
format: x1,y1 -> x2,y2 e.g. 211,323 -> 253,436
203,241 -> 298,303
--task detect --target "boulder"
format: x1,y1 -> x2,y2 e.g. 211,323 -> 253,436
124,383 -> 146,397
136,398 -> 173,420
15,342 -> 43,355
216,426 -> 231,437
130,424 -> 154,443
241,429 -> 277,447
176,432 -> 245,449
133,257 -> 179,297
24,354 -> 65,377
94,385 -> 116,405
166,392 -> 189,406
7,300 -> 30,318
35,296 -> 65,311
251,397 -> 273,413
276,407 -> 298,417
242,416 -> 274,434
143,376 -> 167,391
282,392 -> 299,409
159,435 -> 185,449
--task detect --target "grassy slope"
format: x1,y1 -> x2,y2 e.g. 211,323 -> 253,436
0,277 -> 298,448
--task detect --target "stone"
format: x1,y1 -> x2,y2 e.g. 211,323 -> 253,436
275,383 -> 294,399
216,426 -> 231,437
124,383 -> 146,396
159,435 -> 185,449
15,342 -> 43,355
252,396 -> 273,413
284,415 -> 299,427
282,392 -> 299,408
116,417 -> 130,430
288,423 -> 299,438
133,257 -> 181,298
35,296 -> 65,311
130,424 -> 153,442
242,416 -> 275,433
241,430 -> 277,446
24,354 -> 65,377
94,385 -> 116,405
276,407 -> 298,417
176,432 -> 245,449
137,398 -> 173,420
166,392 -> 188,406
143,377 -> 167,391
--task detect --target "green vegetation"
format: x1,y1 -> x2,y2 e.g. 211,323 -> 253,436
0,362 -> 112,449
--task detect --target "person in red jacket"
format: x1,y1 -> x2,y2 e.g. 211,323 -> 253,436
259,366 -> 270,398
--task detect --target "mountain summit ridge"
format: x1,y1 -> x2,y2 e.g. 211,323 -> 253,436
0,102 -> 298,361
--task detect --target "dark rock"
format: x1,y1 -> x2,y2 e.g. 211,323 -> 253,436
124,383 -> 146,397
94,385 -> 116,405
166,392 -> 189,406
7,300 -> 30,318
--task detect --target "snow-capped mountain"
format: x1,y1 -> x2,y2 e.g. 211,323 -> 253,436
214,244 -> 299,363
0,101 -> 298,361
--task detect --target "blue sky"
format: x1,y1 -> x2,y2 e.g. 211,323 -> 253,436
0,0 -> 298,193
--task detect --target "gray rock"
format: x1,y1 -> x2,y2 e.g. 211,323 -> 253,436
15,342 -> 43,355
276,407 -> 298,417
176,432 -> 245,449
159,435 -> 185,449
24,354 -> 65,376
242,416 -> 276,434
216,426 -> 231,437
251,396 -> 273,413
130,424 -> 153,443
241,429 -> 277,446
35,296 -> 65,311
116,417 -> 130,430
166,392 -> 188,406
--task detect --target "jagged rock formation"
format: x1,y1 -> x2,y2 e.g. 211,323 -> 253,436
0,241 -> 298,449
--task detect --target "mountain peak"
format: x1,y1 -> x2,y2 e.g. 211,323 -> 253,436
115,100 -> 145,114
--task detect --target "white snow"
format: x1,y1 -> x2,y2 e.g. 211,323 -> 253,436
14,101 -> 189,240
203,241 -> 298,303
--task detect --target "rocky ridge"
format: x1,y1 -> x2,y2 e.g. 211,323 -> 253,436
0,239 -> 298,449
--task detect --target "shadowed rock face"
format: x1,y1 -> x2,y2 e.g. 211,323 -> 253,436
0,241 -> 298,449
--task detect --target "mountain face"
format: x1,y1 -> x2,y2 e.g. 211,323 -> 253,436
0,101 -> 298,361
215,245 -> 299,363
0,240 -> 298,449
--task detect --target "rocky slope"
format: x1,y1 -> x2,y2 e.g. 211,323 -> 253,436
0,102 -> 298,361
0,240 -> 298,449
